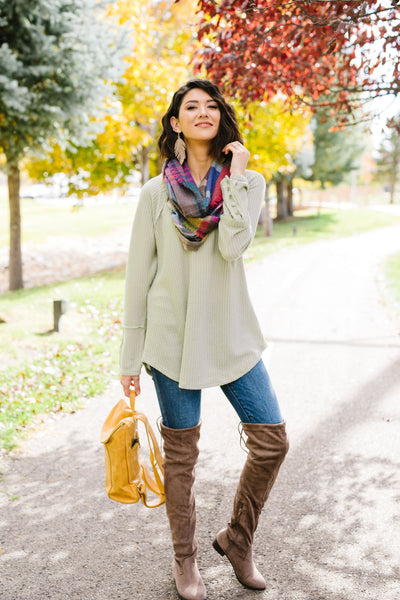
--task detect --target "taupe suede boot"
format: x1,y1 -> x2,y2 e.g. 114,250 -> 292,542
161,422 -> 207,600
213,421 -> 289,590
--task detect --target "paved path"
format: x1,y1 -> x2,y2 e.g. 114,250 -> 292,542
1,225 -> 400,600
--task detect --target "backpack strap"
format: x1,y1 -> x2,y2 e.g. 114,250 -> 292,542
130,389 -> 165,508
136,412 -> 165,508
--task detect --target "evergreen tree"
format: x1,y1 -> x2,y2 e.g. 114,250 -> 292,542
309,112 -> 366,189
0,0 -> 125,290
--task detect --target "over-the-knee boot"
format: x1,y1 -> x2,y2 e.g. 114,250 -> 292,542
213,421 -> 289,590
161,422 -> 207,600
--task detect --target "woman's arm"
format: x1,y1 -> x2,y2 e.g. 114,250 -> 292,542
119,184 -> 157,394
218,170 -> 265,261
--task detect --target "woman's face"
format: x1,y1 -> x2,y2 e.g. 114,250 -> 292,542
170,88 -> 221,145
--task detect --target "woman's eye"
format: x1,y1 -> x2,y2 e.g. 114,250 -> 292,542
185,104 -> 219,110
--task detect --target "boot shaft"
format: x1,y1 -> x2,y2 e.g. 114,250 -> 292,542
161,422 -> 201,561
228,421 -> 289,550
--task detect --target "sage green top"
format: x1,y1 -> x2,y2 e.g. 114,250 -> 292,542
119,170 -> 267,389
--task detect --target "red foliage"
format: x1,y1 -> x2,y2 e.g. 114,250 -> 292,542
191,0 -> 400,118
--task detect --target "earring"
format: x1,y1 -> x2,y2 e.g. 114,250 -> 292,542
174,133 -> 186,164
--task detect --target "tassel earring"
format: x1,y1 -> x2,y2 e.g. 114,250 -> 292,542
174,132 -> 186,165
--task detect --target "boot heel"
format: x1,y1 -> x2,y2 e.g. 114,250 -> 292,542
212,538 -> 225,557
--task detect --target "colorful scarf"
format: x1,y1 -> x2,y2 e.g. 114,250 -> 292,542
163,158 -> 230,251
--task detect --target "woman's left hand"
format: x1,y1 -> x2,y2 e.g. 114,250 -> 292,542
223,141 -> 250,176
120,375 -> 141,397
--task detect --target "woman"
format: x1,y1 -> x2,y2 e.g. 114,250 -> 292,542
120,79 -> 288,600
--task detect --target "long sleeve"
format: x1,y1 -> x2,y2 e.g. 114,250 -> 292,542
218,171 -> 265,261
119,186 -> 157,376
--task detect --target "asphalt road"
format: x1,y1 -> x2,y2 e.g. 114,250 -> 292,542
1,224 -> 400,600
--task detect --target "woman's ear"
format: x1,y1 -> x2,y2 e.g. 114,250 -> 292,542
170,116 -> 181,133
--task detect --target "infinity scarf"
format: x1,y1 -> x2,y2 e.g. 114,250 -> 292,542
163,158 -> 230,251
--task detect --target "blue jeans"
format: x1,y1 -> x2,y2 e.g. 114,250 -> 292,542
151,359 -> 283,429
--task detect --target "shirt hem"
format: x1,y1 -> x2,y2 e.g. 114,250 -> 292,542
143,346 -> 266,390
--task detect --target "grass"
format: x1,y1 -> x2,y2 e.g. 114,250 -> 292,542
385,252 -> 400,307
0,197 -> 136,247
0,269 -> 125,452
1,205 -> 400,453
245,208 -> 400,262
1,199 -> 399,251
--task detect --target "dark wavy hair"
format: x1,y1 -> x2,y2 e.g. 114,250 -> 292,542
158,79 -> 243,165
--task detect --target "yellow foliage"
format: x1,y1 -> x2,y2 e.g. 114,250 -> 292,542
237,99 -> 313,181
26,1 -> 313,190
27,0 -> 200,188
99,0 -> 200,163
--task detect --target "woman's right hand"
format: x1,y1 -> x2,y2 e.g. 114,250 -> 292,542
120,375 -> 141,397
223,141 -> 250,176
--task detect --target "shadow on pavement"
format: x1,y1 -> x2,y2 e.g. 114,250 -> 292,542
1,358 -> 399,600
199,355 -> 400,600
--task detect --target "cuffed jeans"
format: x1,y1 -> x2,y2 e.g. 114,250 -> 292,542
151,359 -> 283,429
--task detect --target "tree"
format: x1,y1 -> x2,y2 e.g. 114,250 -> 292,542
27,0 -> 199,192
275,142 -> 315,221
309,112 -> 366,189
236,99 -> 313,221
0,0 -> 125,290
193,1 -> 400,120
375,115 -> 400,203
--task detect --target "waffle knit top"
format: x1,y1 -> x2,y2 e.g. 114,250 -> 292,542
119,170 -> 267,389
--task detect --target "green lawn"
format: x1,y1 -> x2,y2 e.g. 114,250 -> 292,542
0,269 -> 125,452
385,252 -> 400,306
1,199 -> 399,252
0,197 -> 136,247
246,208 -> 400,261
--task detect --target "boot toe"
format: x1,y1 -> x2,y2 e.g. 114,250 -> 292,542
173,557 -> 207,600
239,565 -> 266,590
213,529 -> 266,590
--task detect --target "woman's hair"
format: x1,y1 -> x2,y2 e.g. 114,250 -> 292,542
158,79 -> 243,164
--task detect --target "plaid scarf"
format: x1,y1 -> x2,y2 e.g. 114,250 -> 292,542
163,158 -> 230,251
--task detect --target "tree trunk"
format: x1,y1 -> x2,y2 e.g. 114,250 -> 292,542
298,186 -> 303,209
389,169 -> 397,204
275,177 -> 287,220
286,178 -> 294,216
8,163 -> 24,290
139,146 -> 150,185
263,182 -> 273,237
